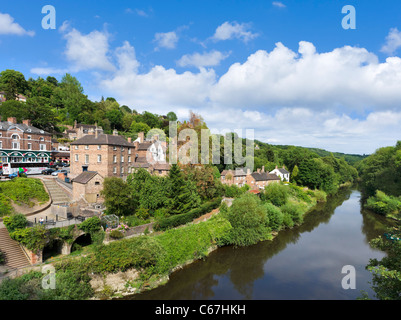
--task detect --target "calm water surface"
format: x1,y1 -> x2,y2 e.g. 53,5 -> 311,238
132,188 -> 391,300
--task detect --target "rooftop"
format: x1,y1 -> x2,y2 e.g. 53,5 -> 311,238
70,133 -> 135,147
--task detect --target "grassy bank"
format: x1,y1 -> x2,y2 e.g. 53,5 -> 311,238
0,178 -> 49,217
0,183 -> 328,300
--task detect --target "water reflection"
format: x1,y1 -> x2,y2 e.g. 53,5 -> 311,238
132,188 -> 388,300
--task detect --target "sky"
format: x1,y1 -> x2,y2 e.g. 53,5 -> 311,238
1,0 -> 401,155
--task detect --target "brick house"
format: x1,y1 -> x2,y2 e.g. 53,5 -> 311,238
220,166 -> 280,190
70,129 -> 136,180
64,121 -> 103,141
270,165 -> 290,181
0,117 -> 52,164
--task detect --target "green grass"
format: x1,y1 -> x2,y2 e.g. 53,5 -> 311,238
0,178 -> 49,216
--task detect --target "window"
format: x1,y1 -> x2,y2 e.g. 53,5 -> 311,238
97,155 -> 102,162
27,135 -> 31,140
113,167 -> 117,174
128,148 -> 131,155
97,145 -> 101,150
128,156 -> 131,163
85,145 -> 89,150
113,146 -> 117,151
75,154 -> 79,162
128,167 -> 132,173
40,144 -> 46,151
0,141 -> 2,149
113,155 -> 117,163
121,156 -> 124,163
39,137 -> 44,141
27,143 -> 32,150
121,147 -> 124,151
11,134 -> 19,140
12,142 -> 20,149
121,167 -> 124,174
85,154 -> 89,164
75,145 -> 78,150
95,181 -> 100,186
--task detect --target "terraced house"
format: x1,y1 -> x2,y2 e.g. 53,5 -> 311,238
0,117 -> 52,164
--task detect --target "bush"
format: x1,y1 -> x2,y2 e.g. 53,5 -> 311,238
154,197 -> 222,231
282,213 -> 294,228
280,202 -> 304,225
262,183 -> 288,207
78,216 -> 101,234
220,193 -> 271,246
109,230 -> 124,239
3,214 -> 28,233
366,190 -> 401,216
264,203 -> 284,231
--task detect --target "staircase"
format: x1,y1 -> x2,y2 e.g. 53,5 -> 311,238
42,179 -> 71,204
0,228 -> 30,269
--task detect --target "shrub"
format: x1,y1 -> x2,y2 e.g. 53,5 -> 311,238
109,230 -> 124,239
220,193 -> 271,246
78,216 -> 101,234
154,197 -> 222,231
262,183 -> 288,207
136,208 -> 150,220
282,213 -> 294,228
3,214 -> 28,233
264,203 -> 284,231
280,202 -> 304,225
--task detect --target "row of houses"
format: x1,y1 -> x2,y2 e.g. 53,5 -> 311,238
220,165 -> 290,191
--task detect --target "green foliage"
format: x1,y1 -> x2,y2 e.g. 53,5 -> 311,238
264,203 -> 284,231
78,216 -> 102,234
109,230 -> 124,239
101,177 -> 135,216
2,213 -> 28,233
220,193 -> 271,247
358,142 -> 401,197
223,184 -> 250,198
280,202 -> 304,225
261,183 -> 288,206
10,225 -> 47,251
154,197 -> 222,231
297,158 -> 338,194
366,190 -> 401,217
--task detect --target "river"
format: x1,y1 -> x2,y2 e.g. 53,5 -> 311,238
131,188 -> 392,300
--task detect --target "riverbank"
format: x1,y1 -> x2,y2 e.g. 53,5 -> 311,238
0,183 -> 344,300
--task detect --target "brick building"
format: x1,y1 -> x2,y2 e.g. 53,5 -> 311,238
0,117 -> 52,164
221,166 -> 280,190
71,170 -> 104,204
70,129 -> 136,179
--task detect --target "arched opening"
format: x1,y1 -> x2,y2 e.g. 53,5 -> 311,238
70,233 -> 92,253
43,239 -> 64,261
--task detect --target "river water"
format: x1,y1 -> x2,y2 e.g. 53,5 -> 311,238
132,188 -> 392,300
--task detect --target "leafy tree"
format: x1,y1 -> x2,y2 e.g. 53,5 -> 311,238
166,111 -> 177,122
130,121 -> 151,135
0,100 -> 28,122
101,177 -> 135,216
261,183 -> 288,207
2,214 -> 28,233
0,69 -> 27,100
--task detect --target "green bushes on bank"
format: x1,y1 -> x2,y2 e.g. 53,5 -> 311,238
366,190 -> 401,218
153,197 -> 222,231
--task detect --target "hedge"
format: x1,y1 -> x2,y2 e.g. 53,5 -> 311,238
154,197 -> 222,231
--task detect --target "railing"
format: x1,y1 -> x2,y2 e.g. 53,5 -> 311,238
27,215 -> 87,229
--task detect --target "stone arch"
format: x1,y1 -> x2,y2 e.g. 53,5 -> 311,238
69,232 -> 92,254
42,239 -> 64,261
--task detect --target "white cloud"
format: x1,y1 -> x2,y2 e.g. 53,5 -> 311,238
0,12 -> 34,36
30,67 -> 68,76
154,31 -> 178,49
381,28 -> 401,56
212,21 -> 258,43
211,41 -> 401,111
177,50 -> 230,68
272,1 -> 286,8
62,27 -> 115,72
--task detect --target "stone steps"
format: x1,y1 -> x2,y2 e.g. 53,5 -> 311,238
0,228 -> 30,269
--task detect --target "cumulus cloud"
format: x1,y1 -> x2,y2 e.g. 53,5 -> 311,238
0,12 -> 34,36
154,31 -> 178,49
30,67 -> 68,76
211,41 -> 401,111
381,28 -> 401,56
272,2 -> 286,8
177,50 -> 230,68
62,27 -> 115,72
212,21 -> 258,43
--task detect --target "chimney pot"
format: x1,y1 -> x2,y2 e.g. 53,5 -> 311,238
7,117 -> 17,124
127,137 -> 132,143
113,129 -> 118,136
261,166 -> 265,173
22,119 -> 31,126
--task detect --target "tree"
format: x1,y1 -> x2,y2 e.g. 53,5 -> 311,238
292,165 -> 299,182
0,70 -> 27,100
167,164 -> 201,214
166,111 -> 177,122
101,177 -> 135,216
25,96 -> 57,132
130,121 -> 150,135
0,100 -> 28,122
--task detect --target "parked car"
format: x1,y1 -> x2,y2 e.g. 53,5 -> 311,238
51,169 -> 68,176
42,168 -> 56,175
9,172 -> 18,179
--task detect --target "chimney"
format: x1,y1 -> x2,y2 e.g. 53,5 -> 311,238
113,129 -> 118,136
7,117 -> 17,124
22,119 -> 31,126
247,168 -> 251,175
95,126 -> 98,139
261,166 -> 265,173
257,168 -> 261,173
275,165 -> 278,170
82,165 -> 88,172
138,132 -> 144,143
74,120 -> 77,129
127,137 -> 132,143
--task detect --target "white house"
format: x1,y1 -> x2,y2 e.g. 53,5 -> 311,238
270,165 -> 290,182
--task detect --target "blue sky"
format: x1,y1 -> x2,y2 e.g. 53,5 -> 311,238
1,0 -> 401,154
